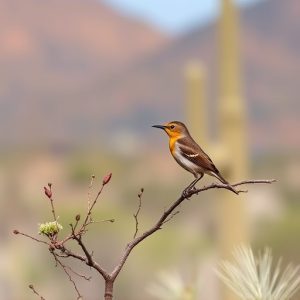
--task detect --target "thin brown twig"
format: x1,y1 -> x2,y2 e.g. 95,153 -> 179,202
69,224 -> 109,280
46,184 -> 57,222
133,188 -> 144,239
89,219 -> 115,224
61,182 -> 107,245
64,264 -> 92,281
29,284 -> 46,300
162,210 -> 180,225
87,175 -> 96,213
191,179 -> 277,196
73,215 -> 80,232
83,184 -> 105,227
51,252 -> 82,299
49,197 -> 57,222
16,231 -> 49,245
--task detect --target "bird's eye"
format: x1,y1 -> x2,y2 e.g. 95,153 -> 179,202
170,125 -> 175,129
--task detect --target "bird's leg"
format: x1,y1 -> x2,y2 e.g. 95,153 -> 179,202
189,173 -> 204,193
182,173 -> 204,197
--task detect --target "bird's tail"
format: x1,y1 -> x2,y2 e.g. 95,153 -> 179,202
211,171 -> 239,195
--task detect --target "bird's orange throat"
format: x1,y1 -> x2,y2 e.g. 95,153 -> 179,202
169,136 -> 180,154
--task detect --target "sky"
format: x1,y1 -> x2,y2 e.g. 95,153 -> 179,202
103,0 -> 263,34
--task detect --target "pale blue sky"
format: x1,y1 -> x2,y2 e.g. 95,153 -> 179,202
103,0 -> 263,34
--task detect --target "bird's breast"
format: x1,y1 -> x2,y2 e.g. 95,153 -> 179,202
169,137 -> 178,155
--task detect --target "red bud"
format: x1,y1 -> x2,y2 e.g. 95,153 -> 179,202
44,186 -> 52,199
102,173 -> 112,185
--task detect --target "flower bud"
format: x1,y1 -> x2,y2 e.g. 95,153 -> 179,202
102,173 -> 112,185
13,229 -> 19,235
75,214 -> 81,221
44,186 -> 52,199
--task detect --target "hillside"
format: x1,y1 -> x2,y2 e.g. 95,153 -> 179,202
98,0 -> 300,153
0,0 -> 168,145
0,0 -> 299,153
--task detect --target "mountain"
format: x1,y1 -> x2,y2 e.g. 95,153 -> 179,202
0,0 -> 299,154
98,0 -> 300,154
0,0 -> 168,145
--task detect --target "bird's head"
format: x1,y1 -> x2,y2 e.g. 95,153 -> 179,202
152,121 -> 189,138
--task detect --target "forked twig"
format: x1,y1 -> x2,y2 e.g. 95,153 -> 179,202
133,188 -> 144,238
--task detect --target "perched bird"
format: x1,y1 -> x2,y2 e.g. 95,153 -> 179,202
152,121 -> 238,195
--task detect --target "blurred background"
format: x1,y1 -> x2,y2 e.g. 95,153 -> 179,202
1,0 -> 300,299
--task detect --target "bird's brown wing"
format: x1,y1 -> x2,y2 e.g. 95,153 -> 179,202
177,137 -> 228,184
177,138 -> 216,172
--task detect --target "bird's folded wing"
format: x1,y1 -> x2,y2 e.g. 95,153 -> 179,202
178,142 -> 218,173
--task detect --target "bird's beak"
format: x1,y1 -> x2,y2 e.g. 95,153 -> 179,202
152,125 -> 167,130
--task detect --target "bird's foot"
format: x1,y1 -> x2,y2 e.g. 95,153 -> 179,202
182,186 -> 196,198
182,188 -> 190,198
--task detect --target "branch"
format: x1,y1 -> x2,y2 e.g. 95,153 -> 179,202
51,252 -> 83,300
133,188 -> 144,239
44,183 -> 57,222
13,230 -> 49,246
87,174 -> 96,213
61,175 -> 111,245
69,224 -> 110,280
16,175 -> 275,300
191,179 -> 277,196
110,178 -> 276,280
28,284 -> 46,300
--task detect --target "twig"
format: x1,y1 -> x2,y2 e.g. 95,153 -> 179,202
69,224 -> 109,280
133,188 -> 144,239
89,219 -> 115,224
162,210 -> 180,225
83,184 -> 105,228
14,231 -> 49,246
49,197 -> 56,222
45,183 -> 57,222
87,175 -> 96,213
51,252 -> 82,299
65,265 -> 91,281
61,182 -> 107,245
28,284 -> 46,300
191,179 -> 277,196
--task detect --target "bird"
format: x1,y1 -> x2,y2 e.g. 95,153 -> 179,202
152,121 -> 238,195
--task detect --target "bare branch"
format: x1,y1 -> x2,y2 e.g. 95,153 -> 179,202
162,210 -> 180,225
51,252 -> 82,299
28,284 -> 46,300
45,183 -> 57,222
65,265 -> 91,281
16,175 -> 275,300
133,188 -> 144,239
83,184 -> 104,228
14,230 -> 49,246
110,178 -> 276,280
69,224 -> 110,280
87,174 -> 96,213
89,218 -> 115,224
191,179 -> 277,196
